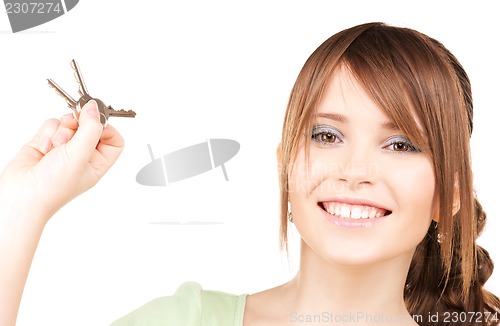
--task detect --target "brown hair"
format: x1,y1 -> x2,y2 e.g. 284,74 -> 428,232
278,22 -> 499,324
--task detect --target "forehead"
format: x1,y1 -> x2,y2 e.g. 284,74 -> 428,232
316,66 -> 393,123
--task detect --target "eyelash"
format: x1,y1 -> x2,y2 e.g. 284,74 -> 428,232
311,125 -> 343,145
383,137 -> 420,153
311,125 -> 420,153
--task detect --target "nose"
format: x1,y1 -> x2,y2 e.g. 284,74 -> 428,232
336,143 -> 376,190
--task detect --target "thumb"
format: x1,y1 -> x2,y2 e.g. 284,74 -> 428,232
66,100 -> 103,163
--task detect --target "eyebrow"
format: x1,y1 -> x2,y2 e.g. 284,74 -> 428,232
316,113 -> 400,130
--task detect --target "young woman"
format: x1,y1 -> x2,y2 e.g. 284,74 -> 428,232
1,22 -> 498,325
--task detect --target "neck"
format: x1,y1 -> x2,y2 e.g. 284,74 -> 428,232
285,240 -> 417,325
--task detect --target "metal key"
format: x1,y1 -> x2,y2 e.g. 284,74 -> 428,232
48,59 -> 137,126
70,59 -> 93,113
71,59 -> 136,125
108,107 -> 137,117
47,78 -> 79,119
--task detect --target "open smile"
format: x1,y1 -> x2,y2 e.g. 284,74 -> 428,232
319,199 -> 392,228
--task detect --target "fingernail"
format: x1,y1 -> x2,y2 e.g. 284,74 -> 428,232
84,100 -> 99,117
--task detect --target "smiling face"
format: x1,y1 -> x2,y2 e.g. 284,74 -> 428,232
288,66 -> 437,266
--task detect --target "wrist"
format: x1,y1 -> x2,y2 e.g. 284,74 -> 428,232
0,191 -> 52,227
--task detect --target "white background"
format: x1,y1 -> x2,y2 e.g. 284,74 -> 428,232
1,1 -> 498,325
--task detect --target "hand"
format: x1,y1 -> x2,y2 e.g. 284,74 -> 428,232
0,100 -> 124,222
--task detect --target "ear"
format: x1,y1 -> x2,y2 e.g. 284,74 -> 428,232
432,199 -> 440,223
432,177 -> 460,222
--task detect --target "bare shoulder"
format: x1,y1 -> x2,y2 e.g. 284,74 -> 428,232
243,283 -> 293,326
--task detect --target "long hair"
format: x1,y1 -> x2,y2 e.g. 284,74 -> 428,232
278,22 -> 499,324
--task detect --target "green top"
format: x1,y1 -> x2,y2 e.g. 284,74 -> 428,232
110,282 -> 247,326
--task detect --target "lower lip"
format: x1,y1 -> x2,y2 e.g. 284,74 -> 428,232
320,205 -> 390,229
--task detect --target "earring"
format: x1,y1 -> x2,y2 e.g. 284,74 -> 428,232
288,202 -> 293,223
434,222 -> 442,244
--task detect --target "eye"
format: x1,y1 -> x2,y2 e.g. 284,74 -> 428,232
311,125 -> 343,145
383,137 -> 420,153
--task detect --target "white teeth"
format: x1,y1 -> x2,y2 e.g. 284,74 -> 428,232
335,204 -> 341,216
340,205 -> 350,218
322,202 -> 388,219
350,206 -> 361,219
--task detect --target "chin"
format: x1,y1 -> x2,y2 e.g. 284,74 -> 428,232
300,230 -> 418,269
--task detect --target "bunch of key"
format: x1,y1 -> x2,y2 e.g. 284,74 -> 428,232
48,59 -> 136,126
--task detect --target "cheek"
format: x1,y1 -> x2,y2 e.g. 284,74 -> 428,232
288,149 -> 314,196
288,148 -> 336,197
385,157 -> 436,219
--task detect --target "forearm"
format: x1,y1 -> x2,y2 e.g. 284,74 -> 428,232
0,201 -> 48,326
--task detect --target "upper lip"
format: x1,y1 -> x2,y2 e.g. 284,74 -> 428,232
319,196 -> 392,213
